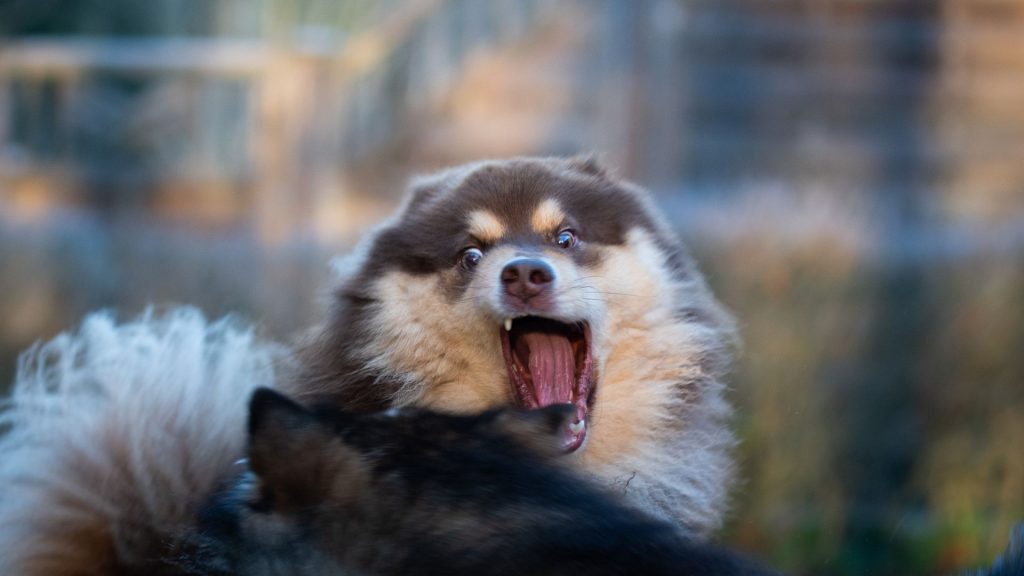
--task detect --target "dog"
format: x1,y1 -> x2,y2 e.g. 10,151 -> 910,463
0,310 -> 288,575
292,156 -> 739,534
182,388 -> 775,576
0,157 -> 739,573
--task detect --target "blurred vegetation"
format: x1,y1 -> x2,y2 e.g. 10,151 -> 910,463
2,1 -> 1023,574
697,234 -> 1024,575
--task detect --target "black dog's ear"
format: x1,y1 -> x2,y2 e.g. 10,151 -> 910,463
247,388 -> 366,510
248,387 -> 314,439
490,404 -> 576,456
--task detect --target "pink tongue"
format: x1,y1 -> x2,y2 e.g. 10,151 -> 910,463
516,332 -> 575,406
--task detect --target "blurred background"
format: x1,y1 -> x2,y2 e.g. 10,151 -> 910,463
1,0 -> 1022,574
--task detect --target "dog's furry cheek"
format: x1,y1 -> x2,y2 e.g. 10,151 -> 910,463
575,228 -> 682,452
594,230 -> 670,321
574,235 -> 665,373
540,250 -> 603,323
365,270 -> 507,408
418,379 -> 507,412
573,227 -> 736,533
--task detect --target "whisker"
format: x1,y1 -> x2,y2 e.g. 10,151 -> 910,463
573,288 -> 638,298
456,295 -> 489,303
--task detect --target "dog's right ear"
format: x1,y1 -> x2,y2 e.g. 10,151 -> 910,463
247,388 -> 367,511
567,154 -> 609,178
401,176 -> 445,214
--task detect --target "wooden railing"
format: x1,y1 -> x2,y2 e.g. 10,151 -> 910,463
0,0 -> 547,239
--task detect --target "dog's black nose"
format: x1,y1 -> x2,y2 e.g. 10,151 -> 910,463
501,258 -> 555,301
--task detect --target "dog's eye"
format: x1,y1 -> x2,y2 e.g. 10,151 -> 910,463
460,247 -> 483,270
555,229 -> 577,249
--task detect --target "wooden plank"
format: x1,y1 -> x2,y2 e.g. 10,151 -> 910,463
0,38 -> 273,77
0,78 -> 8,147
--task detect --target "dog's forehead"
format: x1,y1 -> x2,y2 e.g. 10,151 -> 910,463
426,162 -> 642,242
463,198 -> 564,242
451,168 -> 574,226
359,160 -> 662,278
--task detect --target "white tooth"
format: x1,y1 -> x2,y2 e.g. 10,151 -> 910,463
504,318 -> 513,332
569,420 -> 585,435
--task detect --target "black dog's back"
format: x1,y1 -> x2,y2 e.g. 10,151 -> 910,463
190,389 -> 776,576
402,510 -> 773,576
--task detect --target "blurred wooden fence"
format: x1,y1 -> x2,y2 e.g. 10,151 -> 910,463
0,0 -> 546,240
591,0 -> 1024,224
3,0 -> 1024,237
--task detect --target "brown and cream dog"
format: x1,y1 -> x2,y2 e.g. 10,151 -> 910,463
294,156 -> 738,533
0,156 -> 739,574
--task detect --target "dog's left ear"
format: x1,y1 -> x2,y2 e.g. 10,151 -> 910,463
247,388 -> 367,510
490,404 -> 575,456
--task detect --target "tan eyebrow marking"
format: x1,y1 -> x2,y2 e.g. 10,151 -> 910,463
466,209 -> 506,243
531,198 -> 565,234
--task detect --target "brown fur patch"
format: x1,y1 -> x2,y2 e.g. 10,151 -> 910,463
365,270 -> 508,411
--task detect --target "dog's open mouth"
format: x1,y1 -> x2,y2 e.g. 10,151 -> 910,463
499,317 -> 594,453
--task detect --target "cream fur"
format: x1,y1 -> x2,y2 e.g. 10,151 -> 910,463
352,244 -> 611,413
472,244 -> 606,324
467,209 -> 507,243
0,308 -> 288,575
358,270 -> 508,411
530,198 -> 566,234
579,228 -> 736,532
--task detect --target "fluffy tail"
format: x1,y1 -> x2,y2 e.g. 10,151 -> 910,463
0,308 -> 288,575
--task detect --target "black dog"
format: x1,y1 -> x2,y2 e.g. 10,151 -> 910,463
185,388 -> 777,576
